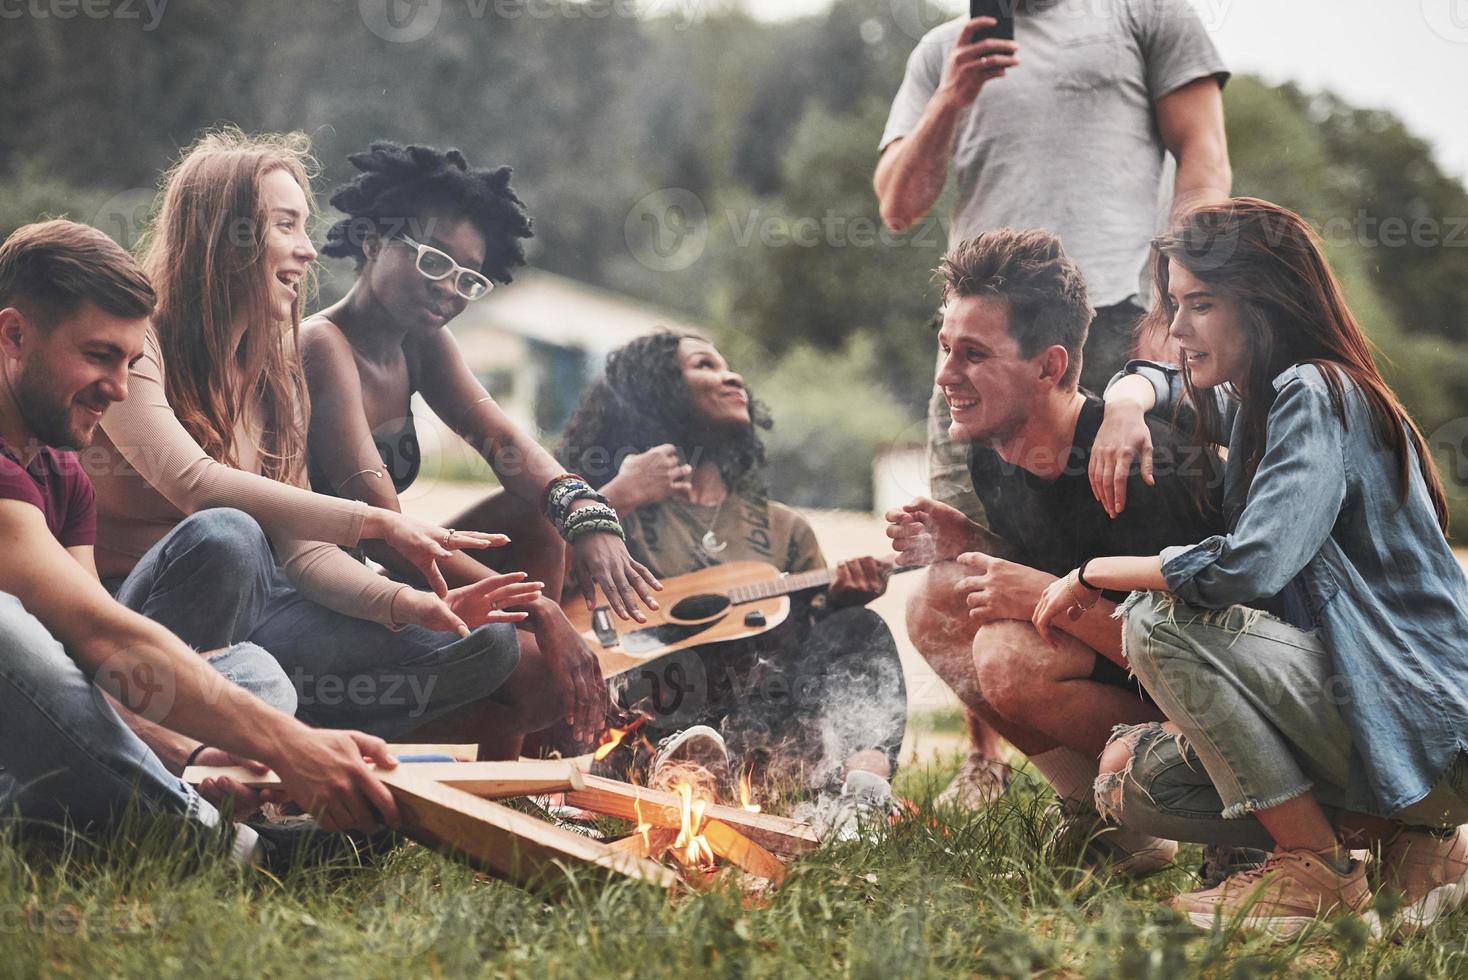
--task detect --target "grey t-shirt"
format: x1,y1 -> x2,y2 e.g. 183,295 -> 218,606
879,0 -> 1228,308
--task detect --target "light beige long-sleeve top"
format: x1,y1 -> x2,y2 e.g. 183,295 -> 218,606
92,329 -> 409,624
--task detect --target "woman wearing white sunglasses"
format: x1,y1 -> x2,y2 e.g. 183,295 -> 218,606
302,141 -> 663,750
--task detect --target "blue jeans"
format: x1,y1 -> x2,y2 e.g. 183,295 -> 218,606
0,591 -> 291,833
1097,591 -> 1468,847
115,509 -> 522,740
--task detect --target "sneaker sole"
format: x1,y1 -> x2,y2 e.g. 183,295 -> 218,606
1186,911 -> 1381,944
1367,865 -> 1468,938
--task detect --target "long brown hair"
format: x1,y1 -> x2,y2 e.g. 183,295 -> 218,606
1139,197 -> 1449,533
140,129 -> 316,482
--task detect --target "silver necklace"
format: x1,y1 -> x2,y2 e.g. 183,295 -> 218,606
695,494 -> 728,555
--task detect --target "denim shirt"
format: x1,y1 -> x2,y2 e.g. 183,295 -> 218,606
1116,359 -> 1468,816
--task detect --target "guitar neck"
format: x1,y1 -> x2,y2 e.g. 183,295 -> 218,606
724,561 -> 917,604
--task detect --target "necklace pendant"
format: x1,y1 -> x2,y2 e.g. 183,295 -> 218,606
700,530 -> 728,555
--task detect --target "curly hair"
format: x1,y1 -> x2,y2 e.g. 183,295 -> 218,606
321,141 -> 533,283
558,332 -> 772,494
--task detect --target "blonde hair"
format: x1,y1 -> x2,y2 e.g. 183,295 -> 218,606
141,128 -> 317,483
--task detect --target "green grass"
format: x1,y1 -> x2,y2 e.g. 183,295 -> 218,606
2,760 -> 1464,978
907,707 -> 970,736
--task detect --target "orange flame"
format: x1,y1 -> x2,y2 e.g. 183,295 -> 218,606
671,780 -> 716,868
593,719 -> 643,762
632,791 -> 653,850
738,770 -> 761,814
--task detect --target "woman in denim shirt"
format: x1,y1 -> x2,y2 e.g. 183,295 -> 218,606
1031,198 -> 1468,940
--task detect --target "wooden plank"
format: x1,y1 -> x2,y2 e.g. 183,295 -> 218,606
565,774 -> 820,857
605,827 -> 677,861
184,761 -> 585,799
703,820 -> 786,885
373,771 -> 677,888
384,743 -> 479,761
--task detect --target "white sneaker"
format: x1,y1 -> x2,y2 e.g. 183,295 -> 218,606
796,770 -> 899,844
648,725 -> 734,804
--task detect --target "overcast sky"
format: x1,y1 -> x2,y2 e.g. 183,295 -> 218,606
735,0 -> 1468,182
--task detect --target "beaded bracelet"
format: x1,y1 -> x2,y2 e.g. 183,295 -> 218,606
543,473 -> 587,517
562,501 -> 625,540
565,516 -> 627,544
563,501 -> 619,524
546,477 -> 611,529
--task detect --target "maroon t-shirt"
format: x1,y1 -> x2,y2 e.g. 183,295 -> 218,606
0,437 -> 97,547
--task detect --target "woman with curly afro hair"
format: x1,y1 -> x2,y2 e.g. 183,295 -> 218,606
305,141 -> 672,752
558,332 -> 909,829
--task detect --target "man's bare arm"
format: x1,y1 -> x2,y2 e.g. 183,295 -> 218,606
66,540 -> 207,769
3,501 -> 296,758
0,500 -> 401,829
874,19 -> 1019,231
1157,77 -> 1232,222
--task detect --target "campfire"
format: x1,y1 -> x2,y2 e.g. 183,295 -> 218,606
183,742 -> 817,892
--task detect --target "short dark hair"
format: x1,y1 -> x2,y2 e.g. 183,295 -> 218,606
936,229 -> 1092,389
0,219 -> 155,329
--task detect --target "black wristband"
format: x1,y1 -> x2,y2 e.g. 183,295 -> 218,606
183,744 -> 209,769
1076,560 -> 1100,592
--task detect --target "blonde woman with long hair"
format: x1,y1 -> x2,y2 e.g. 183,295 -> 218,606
93,130 -> 602,759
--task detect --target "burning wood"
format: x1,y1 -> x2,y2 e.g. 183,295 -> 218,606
592,718 -> 645,762
566,773 -> 820,858
670,780 -> 717,869
184,761 -> 675,890
185,758 -> 795,890
738,769 -> 761,814
566,775 -> 792,885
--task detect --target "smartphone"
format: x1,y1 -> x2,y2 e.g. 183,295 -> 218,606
969,0 -> 1015,46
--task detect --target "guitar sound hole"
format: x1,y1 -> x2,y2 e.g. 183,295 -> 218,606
668,593 -> 731,622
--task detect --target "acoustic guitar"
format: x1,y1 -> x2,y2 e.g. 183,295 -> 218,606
565,559 -> 919,677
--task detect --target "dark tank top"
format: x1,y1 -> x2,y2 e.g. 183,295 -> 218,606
309,340 -> 422,498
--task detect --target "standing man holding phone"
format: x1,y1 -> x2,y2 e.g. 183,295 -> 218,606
875,0 -> 1231,809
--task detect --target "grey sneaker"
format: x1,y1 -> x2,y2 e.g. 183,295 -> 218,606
1199,845 -> 1271,888
648,725 -> 734,804
1044,802 -> 1178,878
795,770 -> 900,844
934,752 -> 1012,810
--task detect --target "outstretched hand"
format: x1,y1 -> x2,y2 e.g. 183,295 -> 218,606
369,508 -> 509,597
885,496 -> 978,566
571,531 -> 662,623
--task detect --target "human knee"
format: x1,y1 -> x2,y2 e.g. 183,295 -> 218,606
207,642 -> 298,715
905,567 -> 968,656
0,594 -> 72,684
1094,724 -> 1152,823
171,508 -> 273,572
1097,727 -> 1141,780
818,606 -> 888,648
972,621 -> 1041,715
1120,590 -> 1182,681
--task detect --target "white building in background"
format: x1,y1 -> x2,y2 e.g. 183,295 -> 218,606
405,269 -> 708,492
